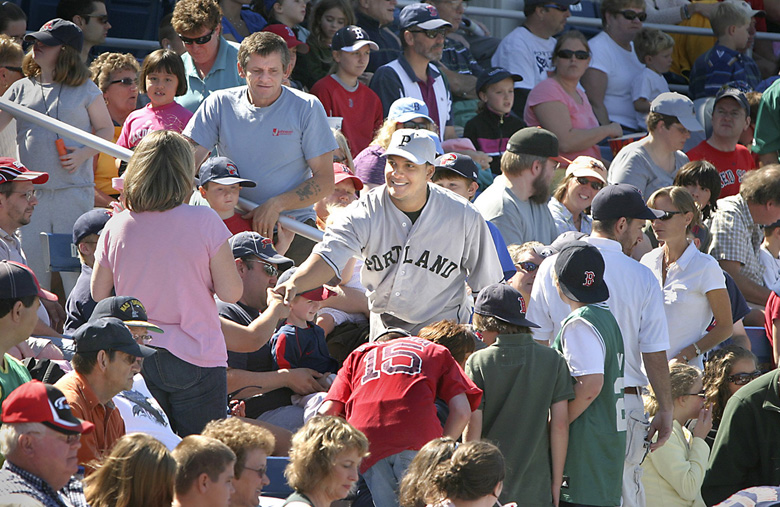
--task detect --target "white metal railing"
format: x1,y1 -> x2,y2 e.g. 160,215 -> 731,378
0,96 -> 324,242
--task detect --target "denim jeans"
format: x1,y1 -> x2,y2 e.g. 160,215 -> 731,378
362,450 -> 417,507
142,348 -> 227,437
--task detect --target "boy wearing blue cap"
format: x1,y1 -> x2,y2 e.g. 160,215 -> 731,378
198,157 -> 258,235
552,242 -> 625,507
310,25 -> 383,157
65,208 -> 112,334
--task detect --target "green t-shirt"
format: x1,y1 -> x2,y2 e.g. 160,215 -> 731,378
0,354 -> 31,407
465,333 -> 574,506
553,303 -> 626,506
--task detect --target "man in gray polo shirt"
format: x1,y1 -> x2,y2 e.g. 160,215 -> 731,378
184,31 -> 337,265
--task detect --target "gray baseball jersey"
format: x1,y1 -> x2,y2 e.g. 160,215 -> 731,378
314,183 -> 503,326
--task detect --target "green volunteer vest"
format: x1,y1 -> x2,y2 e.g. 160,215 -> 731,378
0,354 -> 31,406
553,303 -> 626,506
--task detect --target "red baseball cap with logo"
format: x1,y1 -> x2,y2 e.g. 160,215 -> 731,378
2,380 -> 95,434
262,24 -> 309,54
333,163 -> 363,191
0,157 -> 48,185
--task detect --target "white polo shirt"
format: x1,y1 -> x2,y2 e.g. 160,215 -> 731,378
640,241 -> 726,369
528,235 -> 669,387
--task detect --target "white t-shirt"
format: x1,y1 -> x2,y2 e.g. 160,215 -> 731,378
632,67 -> 670,128
528,235 -> 669,387
640,242 -> 726,369
558,317 -> 607,376
114,374 -> 182,451
588,31 -> 646,130
491,26 -> 556,90
760,245 -> 780,293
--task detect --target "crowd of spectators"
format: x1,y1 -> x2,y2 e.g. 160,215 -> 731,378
1,0 -> 780,506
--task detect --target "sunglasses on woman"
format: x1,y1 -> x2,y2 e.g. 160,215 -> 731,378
516,261 -> 539,272
576,177 -> 604,190
399,121 -> 430,130
728,370 -> 763,385
178,30 -> 215,45
658,210 -> 682,221
617,9 -> 647,21
556,49 -> 590,60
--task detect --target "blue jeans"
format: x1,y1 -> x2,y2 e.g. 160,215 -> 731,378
142,348 -> 227,437
362,450 -> 417,507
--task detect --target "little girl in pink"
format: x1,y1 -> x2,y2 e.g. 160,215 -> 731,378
117,49 -> 192,152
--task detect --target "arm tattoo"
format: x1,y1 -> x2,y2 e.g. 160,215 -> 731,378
296,180 -> 321,201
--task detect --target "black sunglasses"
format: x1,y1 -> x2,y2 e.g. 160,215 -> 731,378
83,14 -> 110,24
657,210 -> 682,221
3,65 -> 22,74
408,28 -> 447,39
178,30 -> 215,45
576,176 -> 604,190
109,77 -> 138,86
617,9 -> 647,21
543,3 -> 570,10
399,120 -> 430,130
556,49 -> 590,60
728,370 -> 763,385
516,261 -> 539,272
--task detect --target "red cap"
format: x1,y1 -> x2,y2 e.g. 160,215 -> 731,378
333,163 -> 363,191
262,24 -> 309,54
2,380 -> 95,434
300,287 -> 337,301
0,157 -> 49,185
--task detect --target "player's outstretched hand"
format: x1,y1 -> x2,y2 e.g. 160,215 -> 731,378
267,288 -> 291,317
283,368 -> 326,395
273,281 -> 298,306
647,408 -> 673,451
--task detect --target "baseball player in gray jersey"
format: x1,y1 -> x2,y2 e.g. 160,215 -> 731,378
275,129 -> 503,339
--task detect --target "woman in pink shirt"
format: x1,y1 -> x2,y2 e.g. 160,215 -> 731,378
92,130 -> 242,436
524,30 -> 623,164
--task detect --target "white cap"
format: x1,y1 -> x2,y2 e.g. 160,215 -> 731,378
385,129 -> 437,165
650,92 -> 704,132
565,156 -> 607,184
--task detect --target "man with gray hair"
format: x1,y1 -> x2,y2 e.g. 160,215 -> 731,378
0,380 -> 95,506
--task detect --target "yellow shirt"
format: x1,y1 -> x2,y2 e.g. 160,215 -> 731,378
93,125 -> 121,196
670,1 -> 718,77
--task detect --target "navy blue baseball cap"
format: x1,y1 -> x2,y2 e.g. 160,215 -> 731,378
399,3 -> 452,30
715,86 -> 750,116
90,296 -> 163,334
476,67 -> 523,94
434,153 -> 479,182
25,18 -> 83,52
72,209 -> 112,245
591,183 -> 665,221
554,242 -> 609,304
199,157 -> 257,188
0,260 -> 58,301
474,283 -> 539,328
332,25 -> 379,52
73,317 -> 156,358
230,232 -> 294,268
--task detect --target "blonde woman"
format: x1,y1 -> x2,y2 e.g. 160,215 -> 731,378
284,416 -> 369,507
640,186 -> 731,368
91,130 -> 242,436
85,433 -> 176,507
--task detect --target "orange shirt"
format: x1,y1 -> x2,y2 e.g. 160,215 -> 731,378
54,371 -> 125,474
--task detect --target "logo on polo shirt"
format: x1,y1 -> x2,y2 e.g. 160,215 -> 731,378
272,128 -> 293,136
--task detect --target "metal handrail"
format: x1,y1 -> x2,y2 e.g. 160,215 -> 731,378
0,96 -> 324,242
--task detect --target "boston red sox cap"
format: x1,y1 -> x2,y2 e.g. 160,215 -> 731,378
332,25 -> 379,52
199,157 -> 256,188
399,3 -> 452,31
25,18 -> 83,53
434,153 -> 479,182
474,283 -> 539,328
230,232 -> 294,270
554,242 -> 609,304
2,380 -> 94,434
